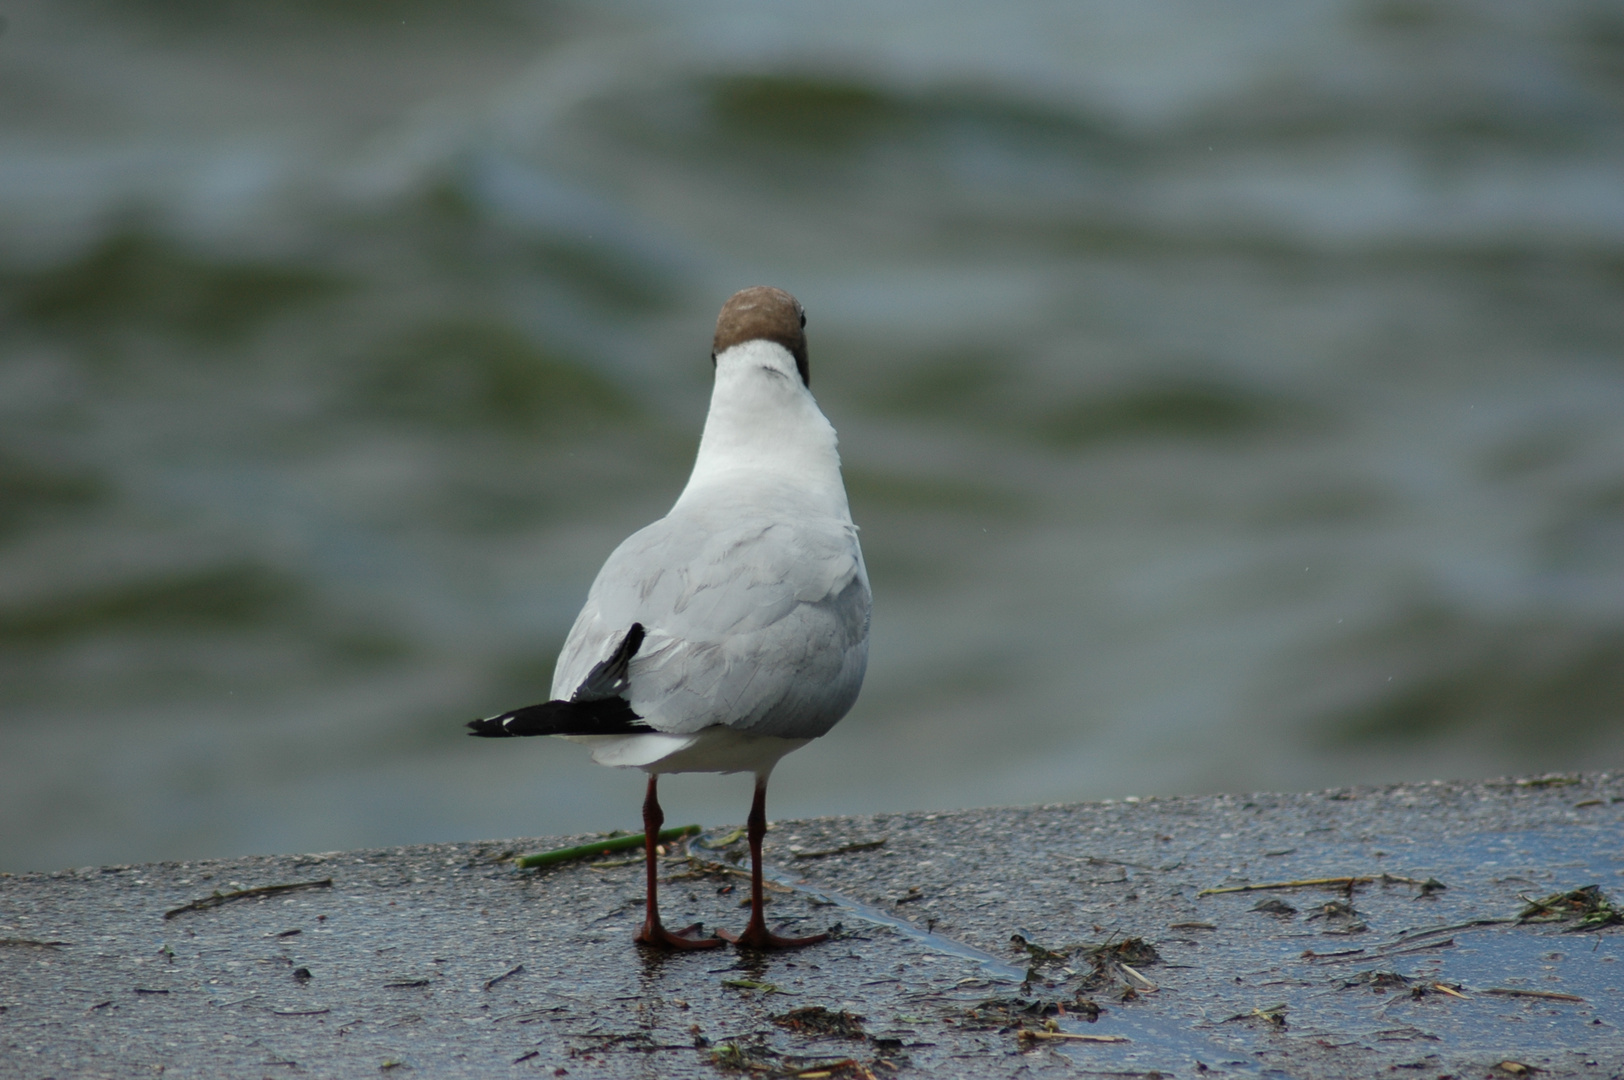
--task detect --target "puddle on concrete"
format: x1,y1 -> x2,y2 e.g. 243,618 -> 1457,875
765,864 -> 1284,1076
767,824 -> 1621,1075
1180,825 -> 1623,1068
764,863 -> 1027,982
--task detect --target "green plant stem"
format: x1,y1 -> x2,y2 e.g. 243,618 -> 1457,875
515,824 -> 701,869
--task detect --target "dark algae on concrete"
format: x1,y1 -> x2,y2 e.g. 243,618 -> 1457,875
2,775 -> 1621,1078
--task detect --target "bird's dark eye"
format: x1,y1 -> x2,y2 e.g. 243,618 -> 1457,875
799,312 -> 806,328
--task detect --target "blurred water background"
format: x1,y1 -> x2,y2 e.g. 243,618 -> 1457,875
3,0 -> 1623,873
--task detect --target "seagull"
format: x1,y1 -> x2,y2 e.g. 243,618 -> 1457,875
468,287 -> 871,950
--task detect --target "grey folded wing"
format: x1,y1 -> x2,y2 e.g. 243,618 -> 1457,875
551,509 -> 871,740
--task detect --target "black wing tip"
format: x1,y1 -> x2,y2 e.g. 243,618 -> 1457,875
571,622 -> 648,704
465,696 -> 651,738
471,625 -> 650,739
467,714 -> 515,737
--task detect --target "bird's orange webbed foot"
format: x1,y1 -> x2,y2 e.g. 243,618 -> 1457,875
635,919 -> 726,950
715,921 -> 829,950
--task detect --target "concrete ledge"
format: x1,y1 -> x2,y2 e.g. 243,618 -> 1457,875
3,774 -> 1621,1078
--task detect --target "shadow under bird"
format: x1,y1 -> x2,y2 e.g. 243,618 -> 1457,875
468,286 -> 871,949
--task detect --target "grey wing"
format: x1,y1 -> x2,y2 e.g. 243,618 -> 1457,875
552,510 -> 871,739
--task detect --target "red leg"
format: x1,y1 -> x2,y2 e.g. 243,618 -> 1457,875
717,776 -> 828,949
633,775 -> 723,950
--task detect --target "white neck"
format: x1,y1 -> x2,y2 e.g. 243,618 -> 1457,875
674,339 -> 851,520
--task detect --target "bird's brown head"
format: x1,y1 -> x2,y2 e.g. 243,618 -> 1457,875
712,286 -> 809,386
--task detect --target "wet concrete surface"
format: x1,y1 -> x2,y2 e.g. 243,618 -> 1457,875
3,774 -> 1621,1079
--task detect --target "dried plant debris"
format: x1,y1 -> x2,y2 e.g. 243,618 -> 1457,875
1425,982 -> 1469,999
708,1041 -> 777,1071
1198,874 -> 1444,898
483,964 -> 524,990
1067,997 -> 1103,1021
1516,885 -> 1623,932
1306,899 -> 1368,934
162,878 -> 333,919
567,1031 -> 695,1055
790,839 -> 886,860
721,978 -> 790,994
1222,1002 -> 1288,1028
667,858 -> 793,892
1513,775 -> 1581,788
963,993 -> 1104,1032
696,827 -> 747,850
1333,968 -> 1493,1003
1415,877 -> 1447,898
1340,969 -> 1413,992
772,1007 -> 867,1040
1085,938 -> 1160,966
1009,933 -> 1071,967
1300,946 -> 1368,962
1011,934 -> 1160,970
1481,987 -> 1585,1003
1081,937 -> 1161,993
1017,1024 -> 1128,1046
708,1040 -> 896,1077
1006,933 -> 1160,997
1339,969 -> 1462,999
1251,898 -> 1298,916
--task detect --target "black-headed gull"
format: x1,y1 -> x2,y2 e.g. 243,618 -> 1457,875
469,287 -> 871,949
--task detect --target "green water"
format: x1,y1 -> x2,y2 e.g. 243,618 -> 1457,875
2,0 -> 1623,871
